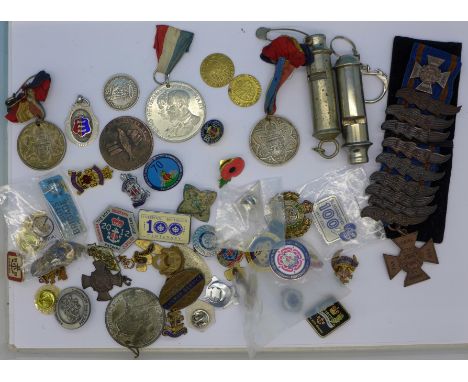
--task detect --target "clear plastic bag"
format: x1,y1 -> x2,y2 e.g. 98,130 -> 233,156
215,178 -> 285,251
297,167 -> 385,260
0,170 -> 87,280
234,237 -> 349,357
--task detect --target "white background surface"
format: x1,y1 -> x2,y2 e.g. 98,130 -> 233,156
5,21 -> 468,354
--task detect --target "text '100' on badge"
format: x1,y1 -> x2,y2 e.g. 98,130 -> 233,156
138,210 -> 191,244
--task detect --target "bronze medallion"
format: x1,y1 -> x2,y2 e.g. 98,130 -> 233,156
17,120 -> 66,170
99,116 -> 153,171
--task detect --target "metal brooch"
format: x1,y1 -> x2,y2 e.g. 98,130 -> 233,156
382,137 -> 451,164
365,183 -> 435,208
81,260 -> 132,301
368,195 -> 437,218
395,88 -> 461,116
331,250 -> 359,284
361,206 -> 431,226
162,309 -> 188,338
383,232 -> 438,287
68,165 -> 113,195
409,56 -> 450,95
369,171 -> 439,197
176,184 -> 217,223
386,105 -> 454,130
376,153 -> 445,182
381,120 -> 450,143
87,244 -> 120,272
120,173 -> 150,208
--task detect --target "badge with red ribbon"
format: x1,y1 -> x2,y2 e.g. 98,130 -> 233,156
5,70 -> 51,123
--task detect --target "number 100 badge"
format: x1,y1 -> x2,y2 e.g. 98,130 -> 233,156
138,210 -> 191,244
94,206 -> 138,253
312,196 -> 357,244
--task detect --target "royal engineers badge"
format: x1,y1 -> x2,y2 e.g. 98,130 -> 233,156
65,95 -> 99,147
138,210 -> 191,244
68,165 -> 113,195
94,207 -> 138,254
120,173 -> 150,208
312,195 -> 357,244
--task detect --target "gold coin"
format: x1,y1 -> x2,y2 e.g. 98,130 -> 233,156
228,74 -> 262,107
34,285 -> 60,314
17,120 -> 66,170
200,53 -> 235,88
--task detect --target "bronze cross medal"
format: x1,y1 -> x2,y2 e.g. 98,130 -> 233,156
383,232 -> 438,287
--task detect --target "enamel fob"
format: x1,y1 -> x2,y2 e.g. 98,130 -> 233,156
66,95 -> 99,147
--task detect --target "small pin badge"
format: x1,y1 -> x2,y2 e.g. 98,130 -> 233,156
7,251 -> 23,282
120,173 -> 150,208
331,250 -> 359,284
66,95 -> 99,146
68,165 -> 113,195
162,309 -> 188,338
219,157 -> 245,188
306,300 -> 350,337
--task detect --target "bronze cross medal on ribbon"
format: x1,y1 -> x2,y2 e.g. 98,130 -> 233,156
383,232 -> 439,287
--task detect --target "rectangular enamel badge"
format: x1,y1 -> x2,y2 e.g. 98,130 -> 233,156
138,210 -> 191,244
7,251 -> 23,282
306,301 -> 350,337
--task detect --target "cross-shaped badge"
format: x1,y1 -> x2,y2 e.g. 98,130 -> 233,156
383,232 -> 438,287
410,55 -> 450,95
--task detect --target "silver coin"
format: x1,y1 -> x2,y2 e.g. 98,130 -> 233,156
105,288 -> 165,352
249,115 -> 300,166
145,81 -> 206,142
104,74 -> 139,110
55,287 -> 91,330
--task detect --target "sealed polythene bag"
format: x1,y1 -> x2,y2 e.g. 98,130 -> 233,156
297,167 -> 385,260
0,170 -> 87,280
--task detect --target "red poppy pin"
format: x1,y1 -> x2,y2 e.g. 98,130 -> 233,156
219,157 -> 245,188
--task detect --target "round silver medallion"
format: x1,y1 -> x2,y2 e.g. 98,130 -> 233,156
145,81 -> 206,142
55,287 -> 91,330
104,74 -> 139,110
249,115 -> 300,166
105,288 -> 165,353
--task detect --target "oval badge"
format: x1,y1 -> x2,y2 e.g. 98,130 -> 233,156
66,96 -> 99,147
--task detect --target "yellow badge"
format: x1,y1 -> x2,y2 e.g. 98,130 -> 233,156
228,74 -> 262,107
138,210 -> 191,244
34,285 -> 60,314
200,53 -> 235,88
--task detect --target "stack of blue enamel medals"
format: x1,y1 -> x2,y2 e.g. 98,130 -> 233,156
362,37 -> 462,287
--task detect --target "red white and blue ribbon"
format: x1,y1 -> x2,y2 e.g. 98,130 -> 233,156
154,25 -> 194,76
260,36 -> 312,115
5,70 -> 51,123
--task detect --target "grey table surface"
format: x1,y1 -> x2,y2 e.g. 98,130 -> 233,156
0,21 -> 467,360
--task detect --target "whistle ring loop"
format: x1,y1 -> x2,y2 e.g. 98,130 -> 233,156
361,65 -> 389,104
330,36 -> 358,57
313,139 -> 340,159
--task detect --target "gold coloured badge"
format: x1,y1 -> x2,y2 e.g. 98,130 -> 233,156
34,285 -> 60,314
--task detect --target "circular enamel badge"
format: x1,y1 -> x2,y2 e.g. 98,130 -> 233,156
192,225 -> 218,257
217,248 -> 244,268
269,240 -> 311,280
201,119 -> 224,144
143,154 -> 183,191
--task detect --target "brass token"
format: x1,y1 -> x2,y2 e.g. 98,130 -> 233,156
200,53 -> 235,88
159,269 -> 205,311
34,285 -> 60,314
17,120 -> 66,170
153,246 -> 185,276
228,74 -> 261,107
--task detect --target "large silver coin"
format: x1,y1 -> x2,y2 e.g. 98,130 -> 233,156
104,74 -> 139,110
99,116 -> 153,171
145,81 -> 206,142
105,288 -> 165,353
55,287 -> 91,330
249,115 -> 300,166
